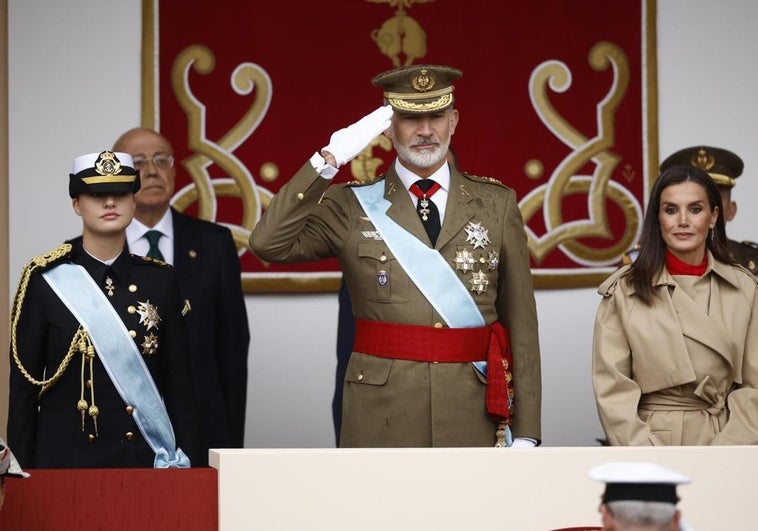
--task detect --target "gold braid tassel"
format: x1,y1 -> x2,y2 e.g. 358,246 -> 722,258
77,333 -> 90,431
86,343 -> 99,437
10,244 -> 78,395
9,244 -> 97,437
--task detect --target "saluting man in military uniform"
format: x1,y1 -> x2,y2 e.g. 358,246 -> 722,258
660,145 -> 758,274
250,65 -> 541,448
8,151 -> 198,468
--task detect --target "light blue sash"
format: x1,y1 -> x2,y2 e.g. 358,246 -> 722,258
352,181 -> 484,328
43,263 -> 190,468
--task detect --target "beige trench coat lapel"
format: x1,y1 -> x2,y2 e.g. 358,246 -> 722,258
668,271 -> 736,369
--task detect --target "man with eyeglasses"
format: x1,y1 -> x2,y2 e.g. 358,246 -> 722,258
113,128 -> 250,466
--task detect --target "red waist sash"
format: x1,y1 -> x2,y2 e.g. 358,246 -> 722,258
353,318 -> 514,424
354,319 -> 490,362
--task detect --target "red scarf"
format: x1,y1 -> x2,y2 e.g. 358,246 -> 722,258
665,249 -> 708,276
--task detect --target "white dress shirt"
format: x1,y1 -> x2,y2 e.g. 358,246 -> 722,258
126,209 -> 175,265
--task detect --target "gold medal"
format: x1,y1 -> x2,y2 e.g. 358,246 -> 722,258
104,276 -> 115,297
141,332 -> 159,356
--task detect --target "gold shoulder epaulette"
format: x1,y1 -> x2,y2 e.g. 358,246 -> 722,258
462,173 -> 508,188
346,174 -> 385,187
132,254 -> 170,267
29,243 -> 73,270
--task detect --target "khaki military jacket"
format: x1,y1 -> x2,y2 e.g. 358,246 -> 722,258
593,253 -> 758,445
250,161 -> 541,446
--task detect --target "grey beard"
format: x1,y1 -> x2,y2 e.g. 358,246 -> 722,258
394,136 -> 450,169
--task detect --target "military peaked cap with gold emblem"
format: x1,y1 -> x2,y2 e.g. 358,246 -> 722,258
69,150 -> 141,198
660,145 -> 744,189
371,64 -> 462,114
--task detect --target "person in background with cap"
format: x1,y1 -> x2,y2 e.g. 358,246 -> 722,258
113,128 -> 250,466
590,462 -> 692,531
660,145 -> 758,274
0,437 -> 29,512
7,150 -> 198,468
593,164 -> 758,446
250,65 -> 541,447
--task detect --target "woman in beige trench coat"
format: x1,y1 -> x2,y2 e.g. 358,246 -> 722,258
593,164 -> 758,446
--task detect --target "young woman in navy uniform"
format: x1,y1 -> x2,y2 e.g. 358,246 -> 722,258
8,151 -> 198,468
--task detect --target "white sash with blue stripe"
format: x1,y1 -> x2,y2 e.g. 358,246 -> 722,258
43,263 -> 190,468
352,181 -> 484,328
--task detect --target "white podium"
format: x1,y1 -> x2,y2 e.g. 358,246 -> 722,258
211,446 -> 757,530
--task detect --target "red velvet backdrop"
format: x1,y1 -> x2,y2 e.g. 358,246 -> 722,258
144,0 -> 656,291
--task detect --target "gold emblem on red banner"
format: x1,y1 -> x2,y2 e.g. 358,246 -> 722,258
369,0 -> 430,67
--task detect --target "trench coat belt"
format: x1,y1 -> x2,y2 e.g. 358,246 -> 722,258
638,391 -> 726,416
353,319 -> 514,423
353,319 -> 490,362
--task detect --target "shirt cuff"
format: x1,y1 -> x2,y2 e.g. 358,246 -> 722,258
309,152 -> 339,180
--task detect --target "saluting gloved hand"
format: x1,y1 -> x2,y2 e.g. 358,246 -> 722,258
322,105 -> 393,168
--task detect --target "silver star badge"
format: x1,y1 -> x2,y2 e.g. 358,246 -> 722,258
469,270 -> 489,294
454,249 -> 477,272
465,221 -> 490,250
136,300 -> 161,331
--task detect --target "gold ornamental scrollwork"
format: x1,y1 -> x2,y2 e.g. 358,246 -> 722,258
523,41 -> 642,266
368,0 -> 430,67
170,44 -> 274,253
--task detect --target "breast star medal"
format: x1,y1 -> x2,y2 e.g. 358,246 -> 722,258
141,332 -> 159,356
454,249 -> 477,272
465,221 -> 490,249
469,270 -> 489,294
136,300 -> 161,331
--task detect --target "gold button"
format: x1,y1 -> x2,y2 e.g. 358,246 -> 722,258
434,322 -> 443,328
127,306 -> 136,314
297,192 -> 305,200
129,330 -> 137,338
358,373 -> 364,381
88,434 -> 95,442
479,256 -> 486,263
86,379 -> 92,388
379,254 -> 387,262
125,406 -> 134,415
129,284 -> 137,293
125,432 -> 134,441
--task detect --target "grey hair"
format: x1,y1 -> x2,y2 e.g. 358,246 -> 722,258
606,500 -> 677,529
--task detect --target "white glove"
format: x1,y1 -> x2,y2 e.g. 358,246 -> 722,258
510,437 -> 537,448
322,105 -> 393,168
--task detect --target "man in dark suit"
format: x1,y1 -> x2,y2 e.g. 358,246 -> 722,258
251,65 -> 541,448
114,129 -> 250,466
660,145 -> 758,274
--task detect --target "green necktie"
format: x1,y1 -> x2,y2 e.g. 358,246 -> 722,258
144,230 -> 165,261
